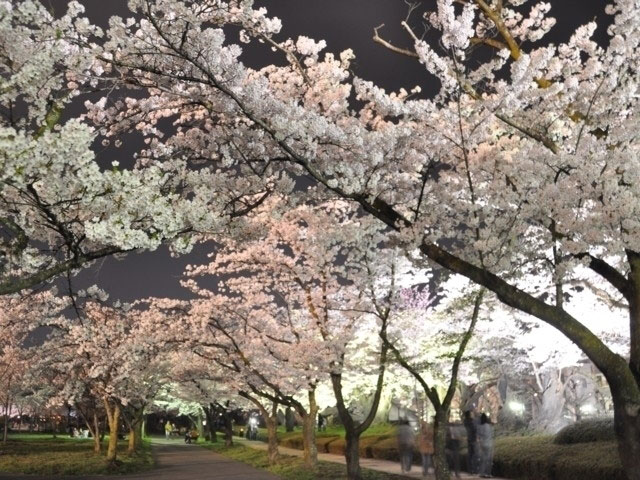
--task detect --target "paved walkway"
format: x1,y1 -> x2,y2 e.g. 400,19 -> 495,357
237,437 -> 503,480
0,438 -> 280,480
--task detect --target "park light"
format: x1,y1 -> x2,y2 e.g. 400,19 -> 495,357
508,401 -> 525,415
580,404 -> 596,415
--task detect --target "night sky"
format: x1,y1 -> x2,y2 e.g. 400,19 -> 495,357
60,0 -> 610,303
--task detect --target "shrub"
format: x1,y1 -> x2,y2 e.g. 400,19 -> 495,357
553,418 -> 616,445
270,430 -> 624,480
359,435 -> 390,458
368,436 -> 400,462
316,436 -> 340,453
493,435 -> 625,480
280,435 -> 305,450
326,437 -> 346,455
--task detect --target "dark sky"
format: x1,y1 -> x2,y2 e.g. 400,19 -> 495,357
62,0 -> 610,303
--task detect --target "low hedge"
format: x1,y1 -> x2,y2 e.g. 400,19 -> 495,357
368,436 -> 400,462
316,436 -> 340,453
553,418 -> 616,445
267,431 -> 625,480
493,436 -> 624,480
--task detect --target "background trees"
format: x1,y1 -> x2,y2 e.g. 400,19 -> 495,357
2,1 -> 639,479
85,1 -> 640,477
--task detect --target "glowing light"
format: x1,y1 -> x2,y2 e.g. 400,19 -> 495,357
580,404 -> 596,414
508,401 -> 525,415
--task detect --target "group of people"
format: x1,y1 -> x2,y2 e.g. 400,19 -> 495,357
164,420 -> 176,439
164,420 -> 199,443
464,411 -> 494,478
71,426 -> 90,439
396,410 -> 494,478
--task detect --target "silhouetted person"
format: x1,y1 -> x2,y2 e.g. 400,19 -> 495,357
463,410 -> 478,473
317,413 -> 326,432
396,421 -> 415,473
446,423 -> 463,479
285,407 -> 295,432
477,413 -> 494,478
418,420 -> 434,476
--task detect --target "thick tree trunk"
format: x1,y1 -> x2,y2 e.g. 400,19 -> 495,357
196,414 -> 204,440
329,338 -> 388,480
223,411 -> 233,447
239,392 -> 280,465
265,414 -> 279,465
127,421 -> 143,454
128,427 -> 136,453
300,391 -> 318,468
103,399 -> 121,464
301,412 -> 317,468
433,410 -> 451,480
203,404 -> 217,442
614,399 -> 640,480
2,400 -> 8,443
127,407 -> 144,454
344,430 -> 362,480
618,256 -> 640,480
91,411 -> 101,453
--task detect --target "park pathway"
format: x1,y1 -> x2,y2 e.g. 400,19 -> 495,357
0,438 -> 280,480
237,437 -> 507,480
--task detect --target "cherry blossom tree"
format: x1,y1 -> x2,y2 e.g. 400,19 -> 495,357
381,275 -> 484,480
183,199 -> 442,478
0,0 -> 237,296
0,292 -> 67,441
41,292 -> 177,462
158,349 -> 240,446
184,288 -> 323,465
87,2 -> 640,476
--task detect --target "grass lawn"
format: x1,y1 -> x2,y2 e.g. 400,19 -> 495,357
201,441 -> 406,480
249,423 -> 395,443
0,433 -> 154,476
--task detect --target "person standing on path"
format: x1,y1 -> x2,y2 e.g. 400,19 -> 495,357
418,420 -> 434,476
463,410 -> 478,473
446,423 -> 463,479
477,413 -> 494,478
317,412 -> 326,432
165,420 -> 172,439
396,420 -> 416,474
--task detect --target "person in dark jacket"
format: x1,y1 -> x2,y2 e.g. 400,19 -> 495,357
396,420 -> 415,473
463,410 -> 478,474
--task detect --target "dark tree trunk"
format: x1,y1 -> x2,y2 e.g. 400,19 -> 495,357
223,411 -> 233,447
617,254 -> 640,480
103,398 -> 121,464
299,390 -> 318,468
203,404 -> 217,442
614,399 -> 640,480
239,391 -> 281,466
344,430 -> 362,480
91,411 -> 102,453
2,397 -> 9,443
127,407 -> 144,454
329,319 -> 389,480
265,414 -> 279,465
127,421 -> 143,454
433,409 -> 451,480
